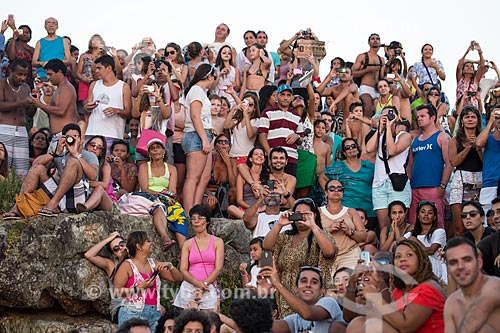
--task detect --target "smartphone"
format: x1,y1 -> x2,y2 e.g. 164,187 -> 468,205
471,41 -> 475,50
360,251 -> 371,266
102,46 -> 111,52
293,68 -> 303,75
288,212 -> 304,222
8,14 -> 14,21
150,270 -> 160,279
386,73 -> 396,79
260,250 -> 273,267
267,179 -> 275,190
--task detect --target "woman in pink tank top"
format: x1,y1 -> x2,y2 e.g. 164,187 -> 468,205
173,204 -> 224,310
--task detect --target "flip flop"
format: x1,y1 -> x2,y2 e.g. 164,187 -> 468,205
38,207 -> 59,217
76,203 -> 87,214
162,239 -> 176,252
2,212 -> 22,220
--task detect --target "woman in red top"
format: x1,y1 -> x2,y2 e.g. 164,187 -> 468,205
350,239 -> 446,333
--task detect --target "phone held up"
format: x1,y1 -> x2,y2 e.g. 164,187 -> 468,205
360,251 -> 370,266
260,250 -> 273,268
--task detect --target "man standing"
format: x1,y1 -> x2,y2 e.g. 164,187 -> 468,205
407,104 -> 453,226
444,237 -> 500,332
85,55 -> 131,153
351,33 -> 385,117
261,265 -> 346,333
0,59 -> 36,177
476,107 -> 500,213
32,17 -> 70,77
259,84 -> 303,176
30,59 -> 78,143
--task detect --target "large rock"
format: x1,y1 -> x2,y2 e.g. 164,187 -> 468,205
0,212 -> 251,330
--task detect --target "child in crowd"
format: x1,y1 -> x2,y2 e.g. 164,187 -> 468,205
239,236 -> 264,288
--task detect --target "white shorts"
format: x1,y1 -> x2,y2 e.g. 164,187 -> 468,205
359,85 -> 379,99
172,281 -> 219,310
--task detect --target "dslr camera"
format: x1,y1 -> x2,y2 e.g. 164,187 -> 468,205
65,135 -> 76,146
387,109 -> 396,121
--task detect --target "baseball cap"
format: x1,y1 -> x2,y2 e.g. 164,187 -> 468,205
277,84 -> 293,94
147,138 -> 165,149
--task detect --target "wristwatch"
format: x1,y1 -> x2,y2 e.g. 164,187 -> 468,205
439,183 -> 446,189
284,192 -> 291,199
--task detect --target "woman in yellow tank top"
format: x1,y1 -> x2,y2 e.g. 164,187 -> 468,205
138,138 -> 187,251
375,79 -> 400,116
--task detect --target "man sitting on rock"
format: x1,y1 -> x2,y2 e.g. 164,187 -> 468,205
3,123 -> 98,219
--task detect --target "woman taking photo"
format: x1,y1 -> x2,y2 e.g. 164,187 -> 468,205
411,43 -> 446,91
263,197 -> 337,318
456,41 -> 485,109
379,200 -> 413,251
224,92 -> 260,177
113,231 -> 183,332
5,22 -> 34,87
227,146 -> 269,219
352,239 -> 446,333
182,64 -> 217,214
173,205 -> 224,311
319,179 -> 367,274
107,139 -> 138,199
138,138 -> 186,251
448,106 -> 483,237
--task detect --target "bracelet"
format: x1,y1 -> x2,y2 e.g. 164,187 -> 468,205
283,192 -> 291,199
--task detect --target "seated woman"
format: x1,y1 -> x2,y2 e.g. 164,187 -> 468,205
138,138 -> 187,251
379,200 -> 413,252
29,129 -> 50,166
0,142 -> 9,180
349,239 -> 446,333
84,231 -> 127,323
227,147 -> 269,220
204,134 -> 236,218
77,135 -> 116,213
107,139 -> 138,199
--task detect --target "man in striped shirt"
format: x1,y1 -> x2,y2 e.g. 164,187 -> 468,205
259,84 -> 303,177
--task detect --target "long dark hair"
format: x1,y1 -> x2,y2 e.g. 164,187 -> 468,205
165,42 -> 185,64
215,44 -> 233,70
0,142 -> 8,177
85,135 -> 107,178
29,129 -> 49,159
411,201 -> 439,242
259,85 -> 277,111
185,63 -> 213,95
245,147 -> 270,185
456,106 -> 482,144
116,231 -> 149,270
233,92 -> 260,126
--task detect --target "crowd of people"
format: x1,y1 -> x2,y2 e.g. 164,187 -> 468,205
1,15 -> 500,333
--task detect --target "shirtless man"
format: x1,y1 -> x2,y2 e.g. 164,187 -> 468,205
312,119 -> 331,179
352,33 -> 385,117
444,237 -> 500,333
0,59 -> 36,176
317,67 -> 359,128
30,58 -> 78,145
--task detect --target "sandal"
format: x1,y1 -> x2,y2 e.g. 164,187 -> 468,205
2,212 -> 22,220
38,207 -> 59,217
162,239 -> 176,252
76,203 -> 87,214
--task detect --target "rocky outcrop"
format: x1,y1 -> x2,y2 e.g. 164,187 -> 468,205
0,212 -> 251,332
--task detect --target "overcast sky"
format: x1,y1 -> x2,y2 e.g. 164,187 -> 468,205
3,0 -> 498,104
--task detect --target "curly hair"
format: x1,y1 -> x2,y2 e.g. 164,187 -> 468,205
392,239 -> 440,291
173,310 -> 211,333
229,297 -> 273,333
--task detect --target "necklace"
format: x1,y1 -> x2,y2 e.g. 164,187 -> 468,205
6,78 -> 20,93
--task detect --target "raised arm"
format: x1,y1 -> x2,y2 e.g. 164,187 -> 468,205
84,231 -> 120,277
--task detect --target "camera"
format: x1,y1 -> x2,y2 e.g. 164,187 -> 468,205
101,46 -> 111,52
386,73 -> 396,79
467,92 -> 477,97
145,85 -> 155,93
288,212 -> 304,222
65,135 -> 76,146
336,67 -> 348,74
387,109 -> 396,121
300,28 -> 312,37
394,49 -> 401,55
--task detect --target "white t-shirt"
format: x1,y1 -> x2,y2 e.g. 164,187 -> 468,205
183,85 -> 212,132
251,212 -> 291,238
86,80 -> 125,139
229,118 -> 259,158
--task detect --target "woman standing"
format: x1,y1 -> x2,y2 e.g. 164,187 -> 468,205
76,35 -> 105,107
241,44 -> 271,94
114,231 -> 183,332
412,43 -> 446,91
5,22 -> 34,87
173,205 -> 224,311
165,42 -> 188,85
213,44 -> 240,104
224,93 -> 260,178
456,41 -> 485,109
425,86 -> 449,134
263,198 -> 337,318
319,179 -> 367,274
182,64 -> 217,214
448,106 -> 483,237
324,138 -> 375,224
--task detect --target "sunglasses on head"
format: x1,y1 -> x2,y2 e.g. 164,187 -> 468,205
112,241 -> 126,253
343,143 -> 358,151
294,197 -> 317,210
461,210 -> 480,219
418,200 -> 436,208
327,185 -> 344,192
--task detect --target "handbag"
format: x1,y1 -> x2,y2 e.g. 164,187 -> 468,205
136,129 -> 166,156
460,171 -> 481,202
380,132 -> 408,192
16,188 -> 51,217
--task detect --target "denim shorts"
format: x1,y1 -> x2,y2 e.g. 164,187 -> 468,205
118,304 -> 161,332
372,178 -> 411,210
181,130 -> 213,154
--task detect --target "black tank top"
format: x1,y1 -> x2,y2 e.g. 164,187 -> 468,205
456,141 -> 482,172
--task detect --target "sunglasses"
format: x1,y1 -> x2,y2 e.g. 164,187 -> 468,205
343,143 -> 358,151
461,210 -> 480,219
428,92 -> 440,97
300,266 -> 322,273
112,241 -> 126,253
89,142 -> 104,150
216,140 -> 229,145
327,185 -> 344,192
167,50 -> 176,55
